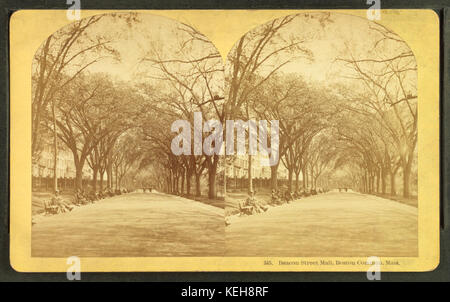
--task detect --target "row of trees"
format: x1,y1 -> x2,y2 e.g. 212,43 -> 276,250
32,14 -> 143,193
332,22 -> 418,197
223,13 -> 338,194
123,13 -> 335,198
32,13 -> 227,198
222,13 -> 417,198
220,13 -> 418,198
250,75 -> 337,192
32,12 -> 417,199
40,72 -> 143,192
136,23 -> 225,198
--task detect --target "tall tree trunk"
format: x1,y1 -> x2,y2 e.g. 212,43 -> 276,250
181,169 -> 185,195
99,172 -> 103,191
92,167 -> 98,192
167,175 -> 171,194
390,171 -> 397,196
223,162 -> 227,198
107,154 -> 113,189
305,167 -> 309,189
295,172 -> 299,192
186,169 -> 192,196
270,163 -> 279,190
172,170 -> 176,194
370,173 -> 375,193
52,100 -> 58,193
115,165 -> 118,190
376,170 -> 380,193
75,165 -> 83,191
381,168 -> 386,194
402,161 -> 412,198
287,169 -> 293,191
248,154 -> 253,194
195,173 -> 201,197
302,167 -> 306,189
364,170 -> 369,193
208,159 -> 217,199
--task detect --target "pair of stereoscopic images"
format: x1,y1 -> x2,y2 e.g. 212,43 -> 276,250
14,10 -> 437,271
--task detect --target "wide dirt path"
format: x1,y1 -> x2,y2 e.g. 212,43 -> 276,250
32,193 -> 224,257
225,192 -> 417,257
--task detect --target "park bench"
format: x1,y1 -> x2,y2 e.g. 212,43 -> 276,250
43,200 -> 58,215
239,199 -> 268,215
239,202 -> 255,215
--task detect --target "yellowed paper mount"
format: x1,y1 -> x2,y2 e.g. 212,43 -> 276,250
10,9 -> 439,272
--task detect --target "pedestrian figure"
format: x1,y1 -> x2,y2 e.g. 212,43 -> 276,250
271,189 -> 279,204
51,190 -> 73,213
75,189 -> 87,205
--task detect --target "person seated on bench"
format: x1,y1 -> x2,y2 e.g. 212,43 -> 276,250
44,198 -> 58,215
271,189 -> 279,204
75,189 -> 88,205
46,190 -> 73,213
87,190 -> 97,203
283,190 -> 291,203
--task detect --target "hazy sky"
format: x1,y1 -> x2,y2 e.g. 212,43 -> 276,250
85,14 -> 180,82
62,12 -> 413,89
254,13 -> 396,84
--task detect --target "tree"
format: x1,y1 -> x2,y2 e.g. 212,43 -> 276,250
225,13 -> 333,193
32,13 -> 139,159
112,133 -> 142,190
337,22 -> 417,197
55,73 -> 137,190
140,23 -> 224,199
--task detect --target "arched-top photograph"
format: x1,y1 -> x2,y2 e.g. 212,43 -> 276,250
223,12 -> 418,257
30,12 -> 226,257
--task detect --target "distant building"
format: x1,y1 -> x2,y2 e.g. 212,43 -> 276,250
226,153 -> 288,180
32,146 -> 92,179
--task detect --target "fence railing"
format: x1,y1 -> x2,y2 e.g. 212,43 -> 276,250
32,176 -> 94,192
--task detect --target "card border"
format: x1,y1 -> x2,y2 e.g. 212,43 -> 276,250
0,1 -> 449,280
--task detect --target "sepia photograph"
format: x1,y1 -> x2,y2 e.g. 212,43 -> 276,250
10,8 -> 437,272
222,12 -> 418,257
31,12 -> 226,257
